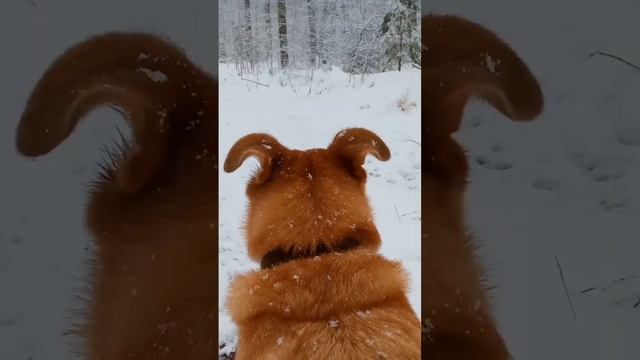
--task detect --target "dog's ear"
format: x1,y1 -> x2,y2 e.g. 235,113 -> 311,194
16,32 -> 215,193
224,133 -> 287,184
328,128 -> 390,179
423,15 -> 543,135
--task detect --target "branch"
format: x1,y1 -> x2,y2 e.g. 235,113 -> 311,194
240,77 -> 270,87
588,51 -> 640,72
555,255 -> 577,319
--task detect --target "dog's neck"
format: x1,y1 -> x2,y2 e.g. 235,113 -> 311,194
260,238 -> 360,269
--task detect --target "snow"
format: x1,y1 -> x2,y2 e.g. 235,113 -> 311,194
218,64 -> 421,355
136,67 -> 169,83
427,1 -> 640,359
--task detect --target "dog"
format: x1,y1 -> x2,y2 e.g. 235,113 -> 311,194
16,33 -> 218,359
422,15 -> 543,359
224,128 -> 421,359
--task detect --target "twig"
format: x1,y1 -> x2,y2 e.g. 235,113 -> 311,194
394,204 -> 401,224
588,51 -> 640,72
579,274 -> 638,294
240,78 -> 270,87
555,255 -> 577,319
400,209 -> 419,217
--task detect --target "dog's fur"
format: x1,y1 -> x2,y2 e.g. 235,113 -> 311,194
422,15 -> 543,358
224,129 -> 421,359
16,33 -> 218,359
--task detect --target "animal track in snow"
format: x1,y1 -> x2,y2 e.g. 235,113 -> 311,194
475,155 -> 514,170
616,128 -> 640,147
490,143 -> 505,153
367,168 -> 382,178
598,198 -> 629,212
569,152 -> 630,182
531,178 -> 563,192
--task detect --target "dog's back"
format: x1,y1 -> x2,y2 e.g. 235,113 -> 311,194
225,129 -> 421,359
422,15 -> 543,359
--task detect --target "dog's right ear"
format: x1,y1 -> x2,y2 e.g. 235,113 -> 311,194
423,15 -> 543,134
328,128 -> 390,179
224,134 -> 287,184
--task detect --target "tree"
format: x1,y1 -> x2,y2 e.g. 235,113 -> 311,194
277,0 -> 289,68
242,0 -> 254,69
307,0 -> 318,67
379,0 -> 420,71
264,0 -> 274,70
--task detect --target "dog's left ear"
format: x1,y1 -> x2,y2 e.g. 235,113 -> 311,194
328,128 -> 390,179
224,133 -> 287,184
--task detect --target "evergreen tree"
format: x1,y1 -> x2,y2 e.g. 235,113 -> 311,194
379,0 -> 420,71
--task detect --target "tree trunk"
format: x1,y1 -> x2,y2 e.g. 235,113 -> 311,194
306,0 -> 318,67
243,0 -> 253,68
265,0 -> 274,70
277,0 -> 289,68
398,32 -> 403,71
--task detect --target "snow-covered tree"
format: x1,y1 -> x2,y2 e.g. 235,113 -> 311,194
379,0 -> 420,71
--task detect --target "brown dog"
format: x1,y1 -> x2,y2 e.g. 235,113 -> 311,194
16,33 -> 218,359
224,129 -> 421,359
422,15 -> 543,359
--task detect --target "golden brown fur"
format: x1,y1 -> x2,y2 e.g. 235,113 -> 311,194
16,33 -> 218,359
422,15 -> 544,359
224,129 -> 421,359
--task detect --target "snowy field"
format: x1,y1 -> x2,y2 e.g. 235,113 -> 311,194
427,1 -> 640,359
217,64 -> 421,355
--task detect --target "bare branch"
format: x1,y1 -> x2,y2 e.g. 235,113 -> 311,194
240,77 -> 270,87
588,51 -> 640,72
555,255 -> 577,319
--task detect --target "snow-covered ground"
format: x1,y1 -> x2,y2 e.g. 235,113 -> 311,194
0,1 -> 216,359
427,1 -> 640,359
217,64 -> 421,355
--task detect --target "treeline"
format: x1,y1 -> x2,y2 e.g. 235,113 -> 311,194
219,0 -> 420,74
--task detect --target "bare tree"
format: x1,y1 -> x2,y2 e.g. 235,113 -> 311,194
277,0 -> 289,68
307,0 -> 318,67
264,0 -> 274,71
242,0 -> 254,70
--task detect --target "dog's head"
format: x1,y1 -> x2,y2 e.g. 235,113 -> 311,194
224,128 -> 390,266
